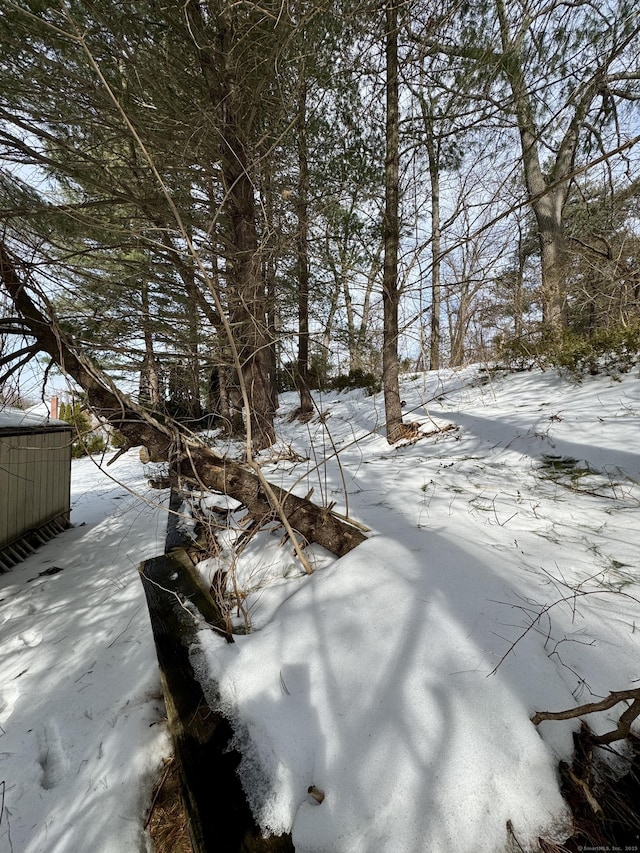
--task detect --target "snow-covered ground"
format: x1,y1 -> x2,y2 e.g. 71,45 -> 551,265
193,367 -> 640,852
1,366 -> 639,853
0,455 -> 170,853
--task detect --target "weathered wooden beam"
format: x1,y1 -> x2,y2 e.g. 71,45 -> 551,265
139,551 -> 293,853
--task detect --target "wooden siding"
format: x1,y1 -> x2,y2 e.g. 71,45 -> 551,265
0,429 -> 72,550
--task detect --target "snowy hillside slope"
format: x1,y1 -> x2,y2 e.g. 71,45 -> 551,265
194,367 -> 640,853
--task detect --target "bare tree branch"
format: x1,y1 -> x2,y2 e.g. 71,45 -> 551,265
531,688 -> 640,744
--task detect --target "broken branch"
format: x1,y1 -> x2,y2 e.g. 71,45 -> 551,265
531,688 -> 640,744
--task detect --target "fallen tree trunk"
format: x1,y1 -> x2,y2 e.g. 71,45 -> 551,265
177,448 -> 365,557
0,242 -> 366,558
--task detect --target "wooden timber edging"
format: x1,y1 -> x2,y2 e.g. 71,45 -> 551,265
140,490 -> 294,853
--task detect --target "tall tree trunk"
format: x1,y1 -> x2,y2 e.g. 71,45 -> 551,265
355,246 -> 382,369
221,116 -> 275,449
341,255 -> 359,372
322,274 -> 341,376
531,190 -> 567,333
186,1 -> 276,450
449,286 -> 471,367
513,224 -> 526,340
184,258 -> 203,420
264,237 -> 279,417
262,168 -> 279,419
333,212 -> 360,373
140,278 -> 162,406
424,118 -> 442,370
382,0 -> 404,444
296,77 -> 313,417
494,0 -> 572,336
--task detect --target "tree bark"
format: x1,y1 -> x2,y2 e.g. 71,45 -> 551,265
184,254 -> 203,420
449,286 -> 471,367
186,1 -> 276,450
382,0 -> 404,443
140,278 -> 162,406
494,0 -> 574,335
176,448 -> 366,557
424,113 -> 442,371
296,77 -> 314,417
356,248 -> 381,367
531,190 -> 567,334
